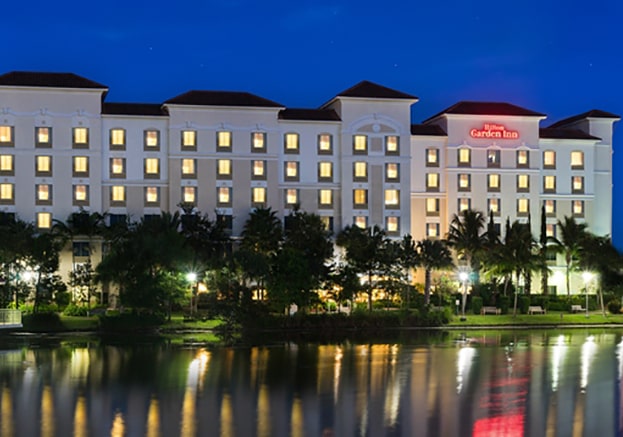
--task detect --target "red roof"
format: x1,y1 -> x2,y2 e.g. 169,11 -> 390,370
165,90 -> 283,108
549,109 -> 621,128
0,71 -> 107,89
424,101 -> 545,123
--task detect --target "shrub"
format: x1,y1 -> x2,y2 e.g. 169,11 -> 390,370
607,299 -> 621,314
518,295 -> 530,314
62,304 -> 89,317
498,296 -> 510,314
471,296 -> 483,315
22,312 -> 63,331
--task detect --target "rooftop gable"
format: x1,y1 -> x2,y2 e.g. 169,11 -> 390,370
549,109 -> 621,128
334,80 -> 417,100
539,127 -> 601,141
423,101 -> 545,123
164,90 -> 283,108
0,71 -> 107,89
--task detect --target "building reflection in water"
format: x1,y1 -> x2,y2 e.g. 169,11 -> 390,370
0,332 -> 622,436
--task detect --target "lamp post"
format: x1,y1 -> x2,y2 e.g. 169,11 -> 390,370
582,271 -> 592,319
459,271 -> 469,321
186,272 -> 197,315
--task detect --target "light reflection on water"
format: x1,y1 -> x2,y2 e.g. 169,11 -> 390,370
0,331 -> 621,436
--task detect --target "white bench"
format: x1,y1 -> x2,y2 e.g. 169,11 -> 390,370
481,306 -> 501,315
528,306 -> 546,315
571,304 -> 585,313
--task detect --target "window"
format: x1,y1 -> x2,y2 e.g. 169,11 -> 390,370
572,176 -> 584,194
544,200 -> 556,216
144,130 -> 159,150
516,150 -> 529,168
572,200 -> 584,217
543,150 -> 556,169
144,158 -> 160,179
426,173 -> 440,192
73,127 -> 89,148
218,187 -> 232,206
353,135 -> 367,154
320,216 -> 334,232
252,187 -> 266,206
36,184 -> 51,204
284,133 -> 299,154
517,198 -> 530,216
384,189 -> 400,208
487,174 -> 500,192
37,212 -> 51,229
458,198 -> 471,212
354,216 -> 367,229
353,189 -> 368,209
285,189 -> 298,207
252,160 -> 266,180
217,131 -> 232,151
251,132 -> 266,153
487,150 -> 500,168
318,189 -> 333,208
318,134 -> 332,155
36,156 -> 52,176
73,184 -> 89,205
110,158 -> 125,178
0,126 -> 14,146
0,183 -> 13,203
426,149 -> 439,167
35,127 -> 52,148
182,130 -> 197,149
458,148 -> 471,167
487,198 -> 500,216
426,223 -> 440,238
145,187 -> 159,206
111,186 -> 126,205
543,175 -> 556,193
73,242 -> 89,258
110,128 -> 126,150
386,216 -> 400,234
571,151 -> 584,170
182,186 -> 196,204
217,159 -> 232,179
546,224 -> 556,238
458,174 -> 471,192
517,174 -> 529,192
284,161 -> 299,181
181,159 -> 196,178
73,156 -> 88,177
426,198 -> 439,216
0,155 -> 13,175
385,136 -> 399,155
217,214 -> 233,234
353,162 -> 368,182
385,163 -> 399,182
318,162 -> 333,182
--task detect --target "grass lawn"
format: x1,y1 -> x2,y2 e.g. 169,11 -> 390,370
448,311 -> 623,326
60,315 -> 100,330
162,314 -> 224,330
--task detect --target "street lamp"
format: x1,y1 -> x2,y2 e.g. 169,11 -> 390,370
186,272 -> 197,315
459,271 -> 469,321
582,271 -> 593,319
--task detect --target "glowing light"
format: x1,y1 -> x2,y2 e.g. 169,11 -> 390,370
257,385 -> 271,437
457,347 -> 477,393
459,272 -> 468,282
186,272 -> 197,282
220,394 -> 234,437
470,123 -> 519,139
73,395 -> 88,437
290,397 -> 304,437
146,397 -> 161,437
551,335 -> 567,392
580,336 -> 597,390
41,385 -> 54,437
2,386 -> 14,437
110,411 -> 125,437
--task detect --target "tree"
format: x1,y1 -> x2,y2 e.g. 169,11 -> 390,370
447,209 -> 487,281
397,235 -> 418,308
549,216 -> 589,296
539,204 -> 549,295
416,239 -> 454,305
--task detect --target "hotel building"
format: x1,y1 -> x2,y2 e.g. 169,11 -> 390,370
0,71 -> 618,295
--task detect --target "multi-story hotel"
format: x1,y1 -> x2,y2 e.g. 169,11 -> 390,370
0,71 -> 618,295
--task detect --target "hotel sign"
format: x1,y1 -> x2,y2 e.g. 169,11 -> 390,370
470,123 -> 519,139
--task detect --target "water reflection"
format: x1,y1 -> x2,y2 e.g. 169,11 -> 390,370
0,331 -> 621,436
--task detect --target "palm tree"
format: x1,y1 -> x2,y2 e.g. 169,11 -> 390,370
503,221 -> 539,316
416,239 -> 454,305
549,216 -> 588,296
447,209 -> 487,279
397,235 -> 418,309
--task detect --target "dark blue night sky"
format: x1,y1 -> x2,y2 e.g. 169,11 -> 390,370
5,0 -> 623,245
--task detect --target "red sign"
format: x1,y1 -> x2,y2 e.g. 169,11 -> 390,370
470,123 -> 519,139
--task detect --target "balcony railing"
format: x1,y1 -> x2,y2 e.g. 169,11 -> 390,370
0,310 -> 22,328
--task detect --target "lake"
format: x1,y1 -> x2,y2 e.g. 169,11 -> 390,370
0,329 -> 621,436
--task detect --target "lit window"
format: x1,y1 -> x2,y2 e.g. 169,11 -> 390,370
285,189 -> 298,206
252,187 -> 266,205
572,176 -> 584,194
426,149 -> 439,167
320,216 -> 333,232
318,134 -> 332,154
218,187 -> 231,205
36,184 -> 51,203
217,131 -> 232,151
285,161 -> 298,181
487,198 -> 500,215
353,162 -> 367,181
0,126 -> 13,145
517,174 -> 529,192
144,158 -> 160,178
517,198 -> 530,215
217,159 -> 232,179
516,150 -> 529,168
73,127 -> 89,148
318,162 -> 333,182
0,155 -> 13,174
458,148 -> 471,166
386,216 -> 399,234
35,127 -> 51,147
546,224 -> 556,238
144,130 -> 159,149
426,198 -> 439,215
572,200 -> 584,217
284,133 -> 299,153
543,175 -> 556,193
37,212 -> 51,229
386,163 -> 399,182
0,183 -> 13,202
181,159 -> 196,178
110,129 -> 125,149
571,151 -> 584,169
73,156 -> 88,176
426,173 -> 440,191
319,189 -> 333,208
487,174 -> 500,192
353,135 -> 367,154
384,189 -> 400,208
458,198 -> 471,212
543,150 -> 556,169
36,156 -> 52,176
544,200 -> 556,216
145,187 -> 159,205
354,216 -> 367,229
111,186 -> 126,204
73,185 -> 88,204
182,186 -> 196,204
385,136 -> 399,155
252,160 -> 266,179
182,130 -> 196,148
426,223 -> 440,238
487,150 -> 500,168
353,189 -> 367,208
110,158 -> 125,178
458,174 -> 471,192
252,132 -> 266,152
